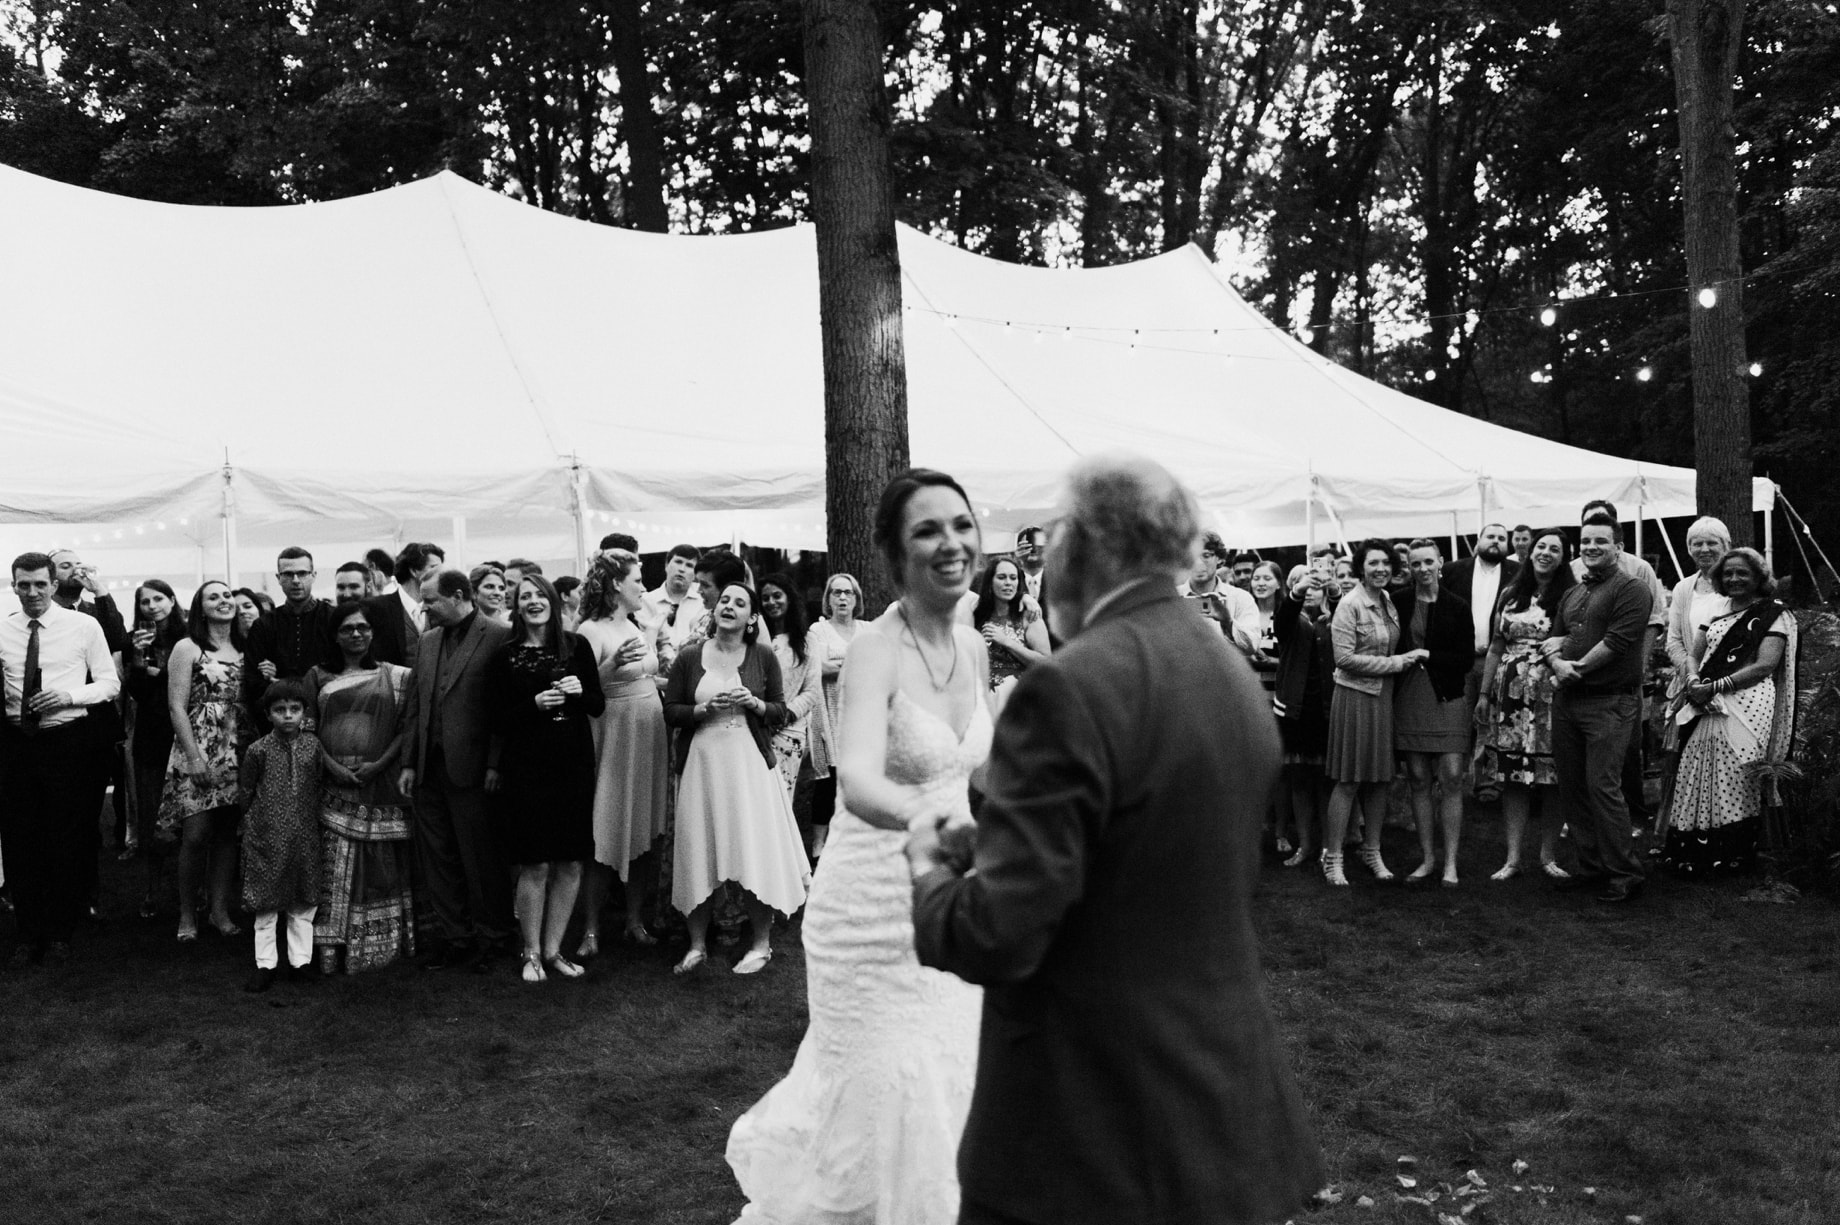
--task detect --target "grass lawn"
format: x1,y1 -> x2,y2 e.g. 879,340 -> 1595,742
2,813 -> 1837,1225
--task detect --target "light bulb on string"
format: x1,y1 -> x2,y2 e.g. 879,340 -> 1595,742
1061,327 -> 1072,343
1539,306 -> 1557,327
1032,329 -> 1043,343
1003,321 -> 1013,336
1529,370 -> 1545,384
1697,287 -> 1718,309
943,314 -> 958,330
1636,366 -> 1654,382
1748,361 -> 1763,377
1424,369 -> 1438,382
1298,328 -> 1315,346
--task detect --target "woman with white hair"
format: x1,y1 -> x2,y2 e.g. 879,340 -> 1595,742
1662,517 -> 1733,746
1660,547 -> 1796,876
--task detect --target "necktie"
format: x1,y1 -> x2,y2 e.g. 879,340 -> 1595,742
21,617 -> 42,735
665,600 -> 679,627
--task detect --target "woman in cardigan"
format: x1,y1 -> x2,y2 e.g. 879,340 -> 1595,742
1660,548 -> 1797,877
802,572 -> 863,860
1662,517 -> 1733,748
1393,540 -> 1474,886
1322,540 -> 1427,886
662,581 -> 811,975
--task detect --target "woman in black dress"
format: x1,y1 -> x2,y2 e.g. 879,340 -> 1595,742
487,574 -> 605,983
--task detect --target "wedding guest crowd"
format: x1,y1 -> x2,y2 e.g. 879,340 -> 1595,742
0,492 -> 1808,976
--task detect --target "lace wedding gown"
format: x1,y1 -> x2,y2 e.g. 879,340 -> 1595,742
727,688 -> 993,1225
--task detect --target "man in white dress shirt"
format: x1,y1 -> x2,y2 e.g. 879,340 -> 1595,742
645,542 -> 707,651
362,542 -> 443,668
2,553 -> 120,967
1443,523 -> 1520,707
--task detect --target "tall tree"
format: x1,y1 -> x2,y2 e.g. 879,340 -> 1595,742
803,0 -> 909,608
1667,0 -> 1753,545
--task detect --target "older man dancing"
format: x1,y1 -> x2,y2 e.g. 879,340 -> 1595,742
909,456 -> 1324,1225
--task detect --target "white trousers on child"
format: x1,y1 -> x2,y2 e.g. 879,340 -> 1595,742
254,904 -> 318,969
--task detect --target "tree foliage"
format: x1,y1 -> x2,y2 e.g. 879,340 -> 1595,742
3,0 -> 1839,568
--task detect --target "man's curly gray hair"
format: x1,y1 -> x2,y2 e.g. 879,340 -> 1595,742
1056,455 -> 1201,586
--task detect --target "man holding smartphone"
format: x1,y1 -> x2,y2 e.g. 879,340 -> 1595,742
1177,532 -> 1257,654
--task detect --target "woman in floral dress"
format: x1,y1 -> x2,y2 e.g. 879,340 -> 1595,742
1475,528 -> 1574,881
159,580 -> 252,941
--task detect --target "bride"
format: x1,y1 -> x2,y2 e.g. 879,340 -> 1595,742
727,469 -> 992,1225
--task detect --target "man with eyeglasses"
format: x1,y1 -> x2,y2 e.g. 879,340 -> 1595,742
243,546 -> 339,728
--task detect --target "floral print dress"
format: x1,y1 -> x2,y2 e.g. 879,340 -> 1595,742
1473,605 -> 1558,788
158,650 -> 251,833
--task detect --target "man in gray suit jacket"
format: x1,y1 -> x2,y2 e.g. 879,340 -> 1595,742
397,568 -> 513,971
909,456 -> 1325,1225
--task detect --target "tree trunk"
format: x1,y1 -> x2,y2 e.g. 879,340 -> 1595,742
609,0 -> 669,233
1667,0 -> 1752,546
802,0 -> 910,610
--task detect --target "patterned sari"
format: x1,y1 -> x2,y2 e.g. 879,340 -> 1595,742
308,663 -> 416,972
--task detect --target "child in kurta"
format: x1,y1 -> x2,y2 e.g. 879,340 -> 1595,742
238,680 -> 324,993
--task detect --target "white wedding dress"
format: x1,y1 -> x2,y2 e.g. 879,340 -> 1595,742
727,687 -> 992,1225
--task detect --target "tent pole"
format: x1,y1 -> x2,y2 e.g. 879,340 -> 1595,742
1449,511 -> 1459,560
568,459 -> 589,578
451,516 -> 468,569
1657,515 -> 1685,582
1763,484 -> 1776,572
1634,493 -> 1644,563
220,453 -> 237,584
1306,469 -> 1317,552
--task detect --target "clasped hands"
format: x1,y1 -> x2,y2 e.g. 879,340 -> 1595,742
1537,637 -> 1582,686
902,795 -> 978,882
700,687 -> 762,717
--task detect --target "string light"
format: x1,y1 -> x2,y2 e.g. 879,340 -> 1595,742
1298,328 -> 1315,345
1749,361 -> 1763,377
1636,366 -> 1654,382
1539,306 -> 1558,326
1698,287 -> 1718,308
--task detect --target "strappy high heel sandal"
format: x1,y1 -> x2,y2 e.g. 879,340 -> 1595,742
1321,851 -> 1349,887
1358,847 -> 1394,882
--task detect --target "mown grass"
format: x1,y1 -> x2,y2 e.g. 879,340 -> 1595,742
3,814 -> 1837,1225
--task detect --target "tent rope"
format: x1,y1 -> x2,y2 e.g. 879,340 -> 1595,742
433,175 -> 572,460
899,271 -> 1083,460
1776,489 -> 1837,602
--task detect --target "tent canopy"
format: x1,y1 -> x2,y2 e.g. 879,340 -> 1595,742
0,162 -> 1771,557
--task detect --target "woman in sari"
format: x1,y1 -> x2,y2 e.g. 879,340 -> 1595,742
1659,548 -> 1797,878
306,601 -> 416,972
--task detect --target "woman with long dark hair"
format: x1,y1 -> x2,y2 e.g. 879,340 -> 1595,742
1392,540 -> 1474,887
304,601 -> 416,972
663,581 -> 809,975
486,574 -> 604,982
971,555 -> 1050,713
1476,527 -> 1575,879
125,580 -> 186,913
758,572 -> 831,805
727,468 -> 989,1222
160,580 -> 251,941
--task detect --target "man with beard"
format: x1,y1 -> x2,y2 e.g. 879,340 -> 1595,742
1443,523 -> 1520,715
50,549 -> 127,914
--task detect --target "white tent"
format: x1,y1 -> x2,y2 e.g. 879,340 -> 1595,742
0,162 -> 1772,586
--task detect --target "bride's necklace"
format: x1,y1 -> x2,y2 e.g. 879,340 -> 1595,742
898,603 -> 960,693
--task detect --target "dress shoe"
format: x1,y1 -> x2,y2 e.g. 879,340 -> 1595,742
288,962 -> 320,984
244,967 -> 277,994
1596,881 -> 1644,905
42,941 -> 71,967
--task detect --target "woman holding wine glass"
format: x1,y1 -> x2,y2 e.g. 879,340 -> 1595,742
485,575 -> 605,983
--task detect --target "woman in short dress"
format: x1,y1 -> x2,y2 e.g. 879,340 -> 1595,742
662,581 -> 811,975
160,580 -> 252,941
1474,528 -> 1575,880
573,550 -> 671,955
1321,540 -> 1427,886
1392,540 -> 1473,887
486,575 -> 605,983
